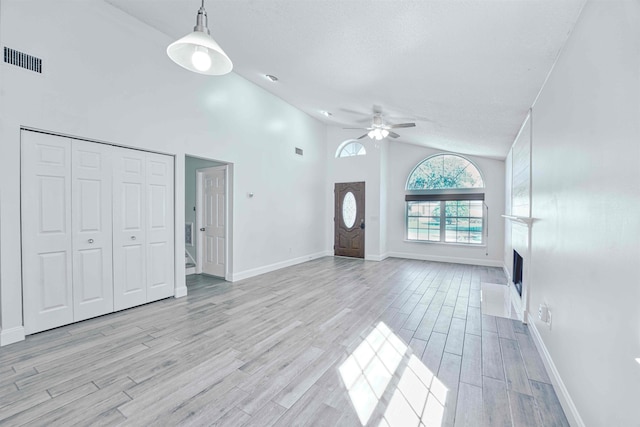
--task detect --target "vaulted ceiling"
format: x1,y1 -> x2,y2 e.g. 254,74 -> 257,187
106,0 -> 585,159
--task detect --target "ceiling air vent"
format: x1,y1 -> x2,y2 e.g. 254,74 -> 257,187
295,147 -> 303,156
4,47 -> 42,73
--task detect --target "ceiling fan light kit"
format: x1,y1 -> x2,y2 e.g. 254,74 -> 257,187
167,0 -> 233,75
347,111 -> 416,142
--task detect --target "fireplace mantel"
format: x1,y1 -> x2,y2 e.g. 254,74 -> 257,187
502,214 -> 534,226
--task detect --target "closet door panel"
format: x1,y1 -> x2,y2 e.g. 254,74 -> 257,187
113,148 -> 147,311
146,153 -> 175,302
21,131 -> 73,334
72,140 -> 114,321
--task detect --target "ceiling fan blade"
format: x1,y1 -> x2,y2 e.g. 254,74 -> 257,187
343,127 -> 370,130
357,133 -> 369,140
388,131 -> 401,138
389,123 -> 416,128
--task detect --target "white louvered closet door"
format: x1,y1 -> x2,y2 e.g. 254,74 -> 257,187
112,147 -> 147,311
21,131 -> 74,334
71,140 -> 114,321
146,153 -> 175,302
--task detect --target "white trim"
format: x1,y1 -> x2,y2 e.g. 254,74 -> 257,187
0,326 -> 26,346
231,251 -> 331,282
527,314 -> 585,427
365,253 -> 389,262
185,266 -> 196,276
174,286 -> 188,298
387,251 -> 503,267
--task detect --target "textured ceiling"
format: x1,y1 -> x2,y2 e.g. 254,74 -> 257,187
105,0 -> 585,159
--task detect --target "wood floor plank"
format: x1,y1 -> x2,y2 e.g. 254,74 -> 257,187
500,338 -> 532,396
481,314 -> 498,334
496,317 -> 517,340
421,331 -> 447,374
433,304 -> 454,334
509,390 -> 543,427
438,352 -> 462,427
515,332 -> 551,384
454,382 -> 483,427
465,306 -> 482,336
482,331 -> 504,381
529,380 -> 570,427
444,318 -> 466,356
482,376 -> 511,427
460,334 -> 482,387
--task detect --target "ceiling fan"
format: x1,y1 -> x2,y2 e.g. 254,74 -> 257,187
344,112 -> 416,141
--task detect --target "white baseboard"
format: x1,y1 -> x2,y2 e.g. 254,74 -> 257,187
174,286 -> 188,298
230,251 -> 332,282
185,266 -> 196,275
386,251 -> 503,267
527,315 -> 585,427
366,253 -> 389,262
0,326 -> 25,346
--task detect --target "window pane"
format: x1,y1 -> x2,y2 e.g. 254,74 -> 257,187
339,142 -> 366,158
429,229 -> 441,241
408,202 -> 420,216
406,154 -> 484,190
469,202 -> 483,217
408,217 -> 418,229
470,231 -> 482,244
470,218 -> 482,232
408,229 -> 418,240
445,219 -> 457,242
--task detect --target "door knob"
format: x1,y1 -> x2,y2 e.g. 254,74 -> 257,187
131,236 -> 136,240
200,228 -> 205,231
88,239 -> 94,244
360,219 -> 365,230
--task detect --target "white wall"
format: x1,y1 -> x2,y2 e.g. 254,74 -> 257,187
386,143 -> 505,266
523,1 -> 640,424
0,0 -> 327,344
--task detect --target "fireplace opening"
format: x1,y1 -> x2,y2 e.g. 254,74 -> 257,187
513,250 -> 523,297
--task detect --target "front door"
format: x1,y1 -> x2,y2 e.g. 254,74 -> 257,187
334,182 -> 365,258
198,167 -> 226,277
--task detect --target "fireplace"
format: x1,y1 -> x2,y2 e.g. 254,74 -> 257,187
513,250 -> 523,297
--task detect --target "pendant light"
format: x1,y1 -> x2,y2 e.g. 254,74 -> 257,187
167,0 -> 233,75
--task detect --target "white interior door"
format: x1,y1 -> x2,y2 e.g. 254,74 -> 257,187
71,140 -> 114,321
146,152 -> 174,301
113,147 -> 147,311
21,131 -> 74,334
199,167 -> 226,277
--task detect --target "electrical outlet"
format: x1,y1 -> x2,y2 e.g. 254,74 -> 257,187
538,303 -> 549,322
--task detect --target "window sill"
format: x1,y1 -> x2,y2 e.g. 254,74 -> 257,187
403,239 -> 487,248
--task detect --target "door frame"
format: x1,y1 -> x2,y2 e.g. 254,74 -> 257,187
195,165 -> 232,280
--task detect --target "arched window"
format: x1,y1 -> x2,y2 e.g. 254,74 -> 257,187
406,154 -> 486,244
336,141 -> 366,158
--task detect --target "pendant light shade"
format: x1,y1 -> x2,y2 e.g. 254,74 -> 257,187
167,1 -> 233,76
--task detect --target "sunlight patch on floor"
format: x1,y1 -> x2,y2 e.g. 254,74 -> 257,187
339,322 -> 447,426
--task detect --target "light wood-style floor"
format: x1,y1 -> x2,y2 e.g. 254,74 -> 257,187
0,257 -> 569,426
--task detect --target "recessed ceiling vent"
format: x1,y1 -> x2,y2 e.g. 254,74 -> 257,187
4,47 -> 42,73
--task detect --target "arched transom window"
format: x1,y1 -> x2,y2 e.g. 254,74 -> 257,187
406,154 -> 486,244
336,141 -> 366,158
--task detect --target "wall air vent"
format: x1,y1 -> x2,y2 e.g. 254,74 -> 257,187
4,47 -> 42,73
295,147 -> 303,156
